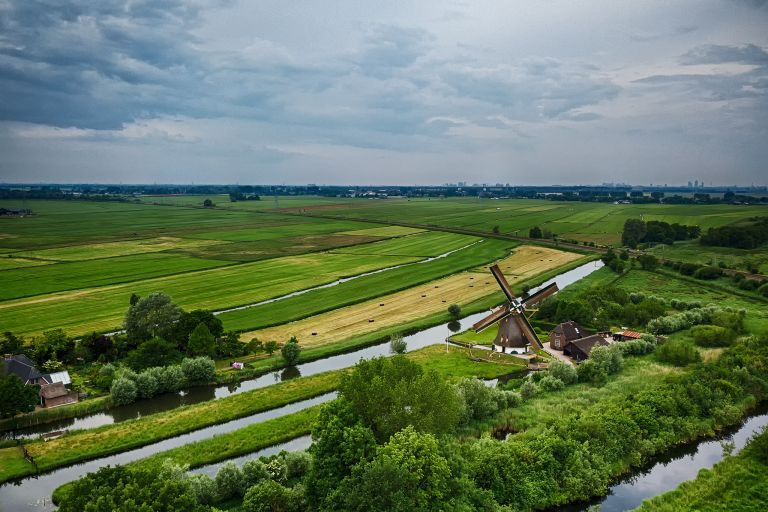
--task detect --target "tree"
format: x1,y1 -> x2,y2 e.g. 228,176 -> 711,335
448,304 -> 462,319
203,198 -> 214,207
637,253 -> 659,271
306,400 -> 378,505
339,356 -> 463,442
264,340 -> 279,356
0,331 -> 24,355
389,334 -> 407,354
529,226 -> 543,238
333,426 -> 452,511
0,374 -> 38,418
173,309 -> 223,348
187,322 -> 216,357
622,218 -> 647,248
281,336 -> 301,366
124,292 -> 183,342
492,225 -> 500,234
125,337 -> 182,371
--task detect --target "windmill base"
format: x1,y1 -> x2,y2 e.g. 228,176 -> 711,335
493,344 -> 528,355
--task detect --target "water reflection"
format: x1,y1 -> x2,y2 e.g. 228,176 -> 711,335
447,320 -> 461,333
280,366 -> 302,381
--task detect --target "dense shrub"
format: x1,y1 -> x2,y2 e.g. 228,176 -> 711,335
110,377 -> 137,406
590,345 -> 624,375
266,457 -> 288,484
679,262 -> 702,276
182,356 -> 216,383
134,371 -> 159,399
455,378 -> 508,423
617,339 -> 656,355
656,340 -> 702,366
539,375 -> 565,392
284,451 -> 312,480
694,266 -> 724,280
548,360 -> 578,385
188,473 -> 217,505
690,325 -> 736,347
241,459 -> 270,489
215,461 -> 245,499
577,359 -> 608,385
520,379 -> 540,399
242,480 -> 300,512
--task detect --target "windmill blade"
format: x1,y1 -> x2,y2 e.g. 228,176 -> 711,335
514,313 -> 544,350
473,304 -> 514,333
489,264 -> 516,301
523,282 -> 559,308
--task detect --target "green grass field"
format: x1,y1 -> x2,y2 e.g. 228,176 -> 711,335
273,197 -> 766,246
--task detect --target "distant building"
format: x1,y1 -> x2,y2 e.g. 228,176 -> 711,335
563,334 -> 611,362
549,321 -> 590,351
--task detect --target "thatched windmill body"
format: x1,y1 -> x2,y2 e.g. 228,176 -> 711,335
473,264 -> 558,354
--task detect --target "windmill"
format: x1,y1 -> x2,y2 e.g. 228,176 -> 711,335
472,264 -> 559,354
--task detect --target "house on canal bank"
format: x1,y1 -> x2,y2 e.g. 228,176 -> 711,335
2,354 -> 78,407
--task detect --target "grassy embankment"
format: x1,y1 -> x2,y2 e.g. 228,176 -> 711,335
0,345 -> 522,484
637,427 -> 768,511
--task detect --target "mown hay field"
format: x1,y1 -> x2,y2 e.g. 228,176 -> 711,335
243,246 -> 583,347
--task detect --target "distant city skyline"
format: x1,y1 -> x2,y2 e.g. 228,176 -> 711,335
0,1 -> 767,185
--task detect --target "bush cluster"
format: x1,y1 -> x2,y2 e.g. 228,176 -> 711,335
646,306 -> 744,335
110,357 -> 215,406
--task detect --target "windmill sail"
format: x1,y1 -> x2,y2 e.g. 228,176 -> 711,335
473,304 -> 513,332
489,264 -> 516,301
523,282 -> 559,308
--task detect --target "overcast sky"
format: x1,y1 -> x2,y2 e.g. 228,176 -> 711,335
0,0 -> 766,186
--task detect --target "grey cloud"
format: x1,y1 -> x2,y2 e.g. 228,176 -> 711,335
680,43 -> 768,65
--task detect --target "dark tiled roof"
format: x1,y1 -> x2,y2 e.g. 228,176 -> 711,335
551,321 -> 590,342
569,335 -> 610,356
2,354 -> 42,382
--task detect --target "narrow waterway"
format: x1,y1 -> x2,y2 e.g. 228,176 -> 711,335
565,408 -> 768,512
8,259 -> 604,439
0,260 -> 604,511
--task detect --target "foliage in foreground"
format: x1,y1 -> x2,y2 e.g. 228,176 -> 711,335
58,337 -> 768,511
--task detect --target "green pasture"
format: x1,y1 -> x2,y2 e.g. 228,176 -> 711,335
0,200 -> 367,251
0,251 -> 420,337
0,231 -> 494,336
0,256 -> 53,270
332,231 -> 478,257
216,237 -> 516,332
647,239 -> 768,274
13,237 -> 222,261
283,197 -> 766,245
0,253 -> 233,301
